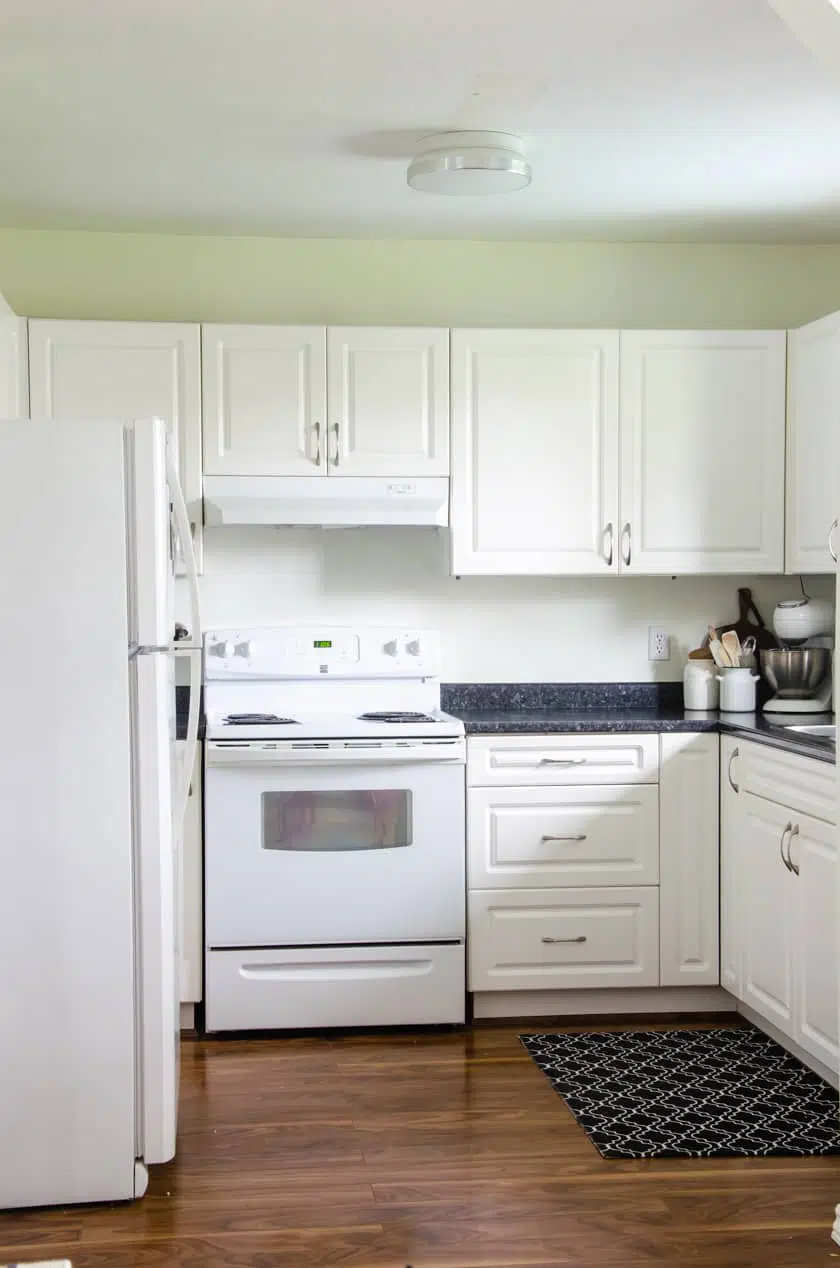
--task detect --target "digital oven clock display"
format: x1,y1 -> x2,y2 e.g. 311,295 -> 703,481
313,639 -> 333,649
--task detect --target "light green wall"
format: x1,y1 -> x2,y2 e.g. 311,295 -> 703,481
2,228 -> 840,327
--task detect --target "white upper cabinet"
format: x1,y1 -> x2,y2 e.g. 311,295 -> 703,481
619,331 -> 786,574
451,329 -> 620,575
786,312 -> 840,574
327,327 -> 449,477
0,307 -> 28,418
202,325 -> 326,477
28,319 -> 203,571
202,324 -> 448,479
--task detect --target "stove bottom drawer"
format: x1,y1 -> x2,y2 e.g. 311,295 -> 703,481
205,944 -> 466,1032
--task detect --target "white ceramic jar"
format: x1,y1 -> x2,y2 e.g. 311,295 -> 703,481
683,661 -> 719,711
717,667 -> 759,712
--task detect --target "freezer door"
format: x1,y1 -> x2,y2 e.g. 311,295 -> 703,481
131,647 -> 179,1165
0,420 -> 137,1206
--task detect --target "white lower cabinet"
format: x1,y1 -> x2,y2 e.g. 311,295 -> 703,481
467,731 -> 721,1012
658,733 -> 719,986
719,736 -> 742,995
469,888 -> 659,991
740,792 -> 796,1033
176,740 -> 203,1006
468,783 -> 659,889
727,739 -> 838,1073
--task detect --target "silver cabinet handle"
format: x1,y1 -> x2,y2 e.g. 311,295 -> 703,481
830,518 -> 838,564
540,833 -> 587,843
539,758 -> 586,767
312,420 -> 322,466
603,522 -> 614,567
780,822 -> 793,872
542,935 -> 587,944
621,522 -> 632,567
788,823 -> 801,876
727,746 -> 740,794
331,422 -> 340,467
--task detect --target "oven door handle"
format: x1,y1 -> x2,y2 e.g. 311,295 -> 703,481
205,741 -> 467,767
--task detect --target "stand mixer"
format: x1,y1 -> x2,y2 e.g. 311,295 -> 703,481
761,597 -> 834,714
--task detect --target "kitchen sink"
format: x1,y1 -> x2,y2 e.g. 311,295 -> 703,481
783,723 -> 836,741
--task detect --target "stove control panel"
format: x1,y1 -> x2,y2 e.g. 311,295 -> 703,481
204,627 -> 442,679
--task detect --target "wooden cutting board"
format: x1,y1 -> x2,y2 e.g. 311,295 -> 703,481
713,587 -> 780,651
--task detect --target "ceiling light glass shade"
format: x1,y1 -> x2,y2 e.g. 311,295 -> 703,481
407,131 -> 531,196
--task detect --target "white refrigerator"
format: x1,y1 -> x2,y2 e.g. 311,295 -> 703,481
0,417 -> 201,1208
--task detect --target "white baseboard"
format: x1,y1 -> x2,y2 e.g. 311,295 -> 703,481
179,1003 -> 196,1032
736,1001 -> 838,1089
472,986 -> 737,1020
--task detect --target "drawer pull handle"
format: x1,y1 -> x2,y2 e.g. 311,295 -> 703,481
788,823 -> 801,876
540,833 -> 587,843
780,822 -> 793,872
542,935 -> 587,944
539,758 -> 586,767
727,746 -> 740,794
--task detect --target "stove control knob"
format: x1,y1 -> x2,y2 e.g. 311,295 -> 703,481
405,639 -> 421,657
383,639 -> 399,657
234,640 -> 252,659
209,640 -> 233,659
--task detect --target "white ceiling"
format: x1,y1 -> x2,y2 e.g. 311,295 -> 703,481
2,0 -> 840,242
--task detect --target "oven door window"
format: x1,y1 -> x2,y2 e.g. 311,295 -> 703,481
261,789 -> 412,852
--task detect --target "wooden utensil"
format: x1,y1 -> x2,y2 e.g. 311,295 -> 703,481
720,630 -> 742,668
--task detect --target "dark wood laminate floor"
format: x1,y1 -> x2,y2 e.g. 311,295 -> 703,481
2,1023 -> 840,1267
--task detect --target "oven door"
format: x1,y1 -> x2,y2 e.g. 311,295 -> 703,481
204,741 -> 466,947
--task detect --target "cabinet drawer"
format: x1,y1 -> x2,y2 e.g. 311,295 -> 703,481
467,734 -> 659,787
468,888 -> 659,991
468,784 -> 659,888
739,740 -> 835,825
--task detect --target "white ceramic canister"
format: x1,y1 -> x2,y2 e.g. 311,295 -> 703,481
717,667 -> 759,712
683,661 -> 720,710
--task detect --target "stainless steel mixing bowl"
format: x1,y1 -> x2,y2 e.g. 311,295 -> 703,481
759,647 -> 830,698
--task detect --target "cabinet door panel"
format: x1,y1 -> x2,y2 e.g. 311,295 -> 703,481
659,733 -> 720,986
740,793 -> 794,1032
792,812 -> 838,1069
786,313 -> 840,574
720,737 -> 742,997
327,327 -> 449,476
28,319 -> 203,572
451,329 -> 619,574
202,325 -> 326,476
619,331 -> 785,574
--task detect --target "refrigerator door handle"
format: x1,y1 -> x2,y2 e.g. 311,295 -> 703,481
165,439 -> 202,837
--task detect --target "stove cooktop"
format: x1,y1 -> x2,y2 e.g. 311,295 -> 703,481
207,708 -> 465,742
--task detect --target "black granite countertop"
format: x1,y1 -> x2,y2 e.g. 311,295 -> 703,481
441,683 -> 835,765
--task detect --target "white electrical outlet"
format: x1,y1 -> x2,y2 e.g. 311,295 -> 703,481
648,626 -> 670,661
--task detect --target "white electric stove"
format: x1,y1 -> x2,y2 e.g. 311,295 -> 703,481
202,625 -> 466,1032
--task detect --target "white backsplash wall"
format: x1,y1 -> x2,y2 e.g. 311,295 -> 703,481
185,527 -> 835,682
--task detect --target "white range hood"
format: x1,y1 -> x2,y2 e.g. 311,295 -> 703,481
203,476 -> 450,528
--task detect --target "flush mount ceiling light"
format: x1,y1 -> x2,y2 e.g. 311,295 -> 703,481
407,131 -> 531,196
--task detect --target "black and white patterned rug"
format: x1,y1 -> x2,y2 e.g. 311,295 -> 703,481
521,1027 -> 840,1159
